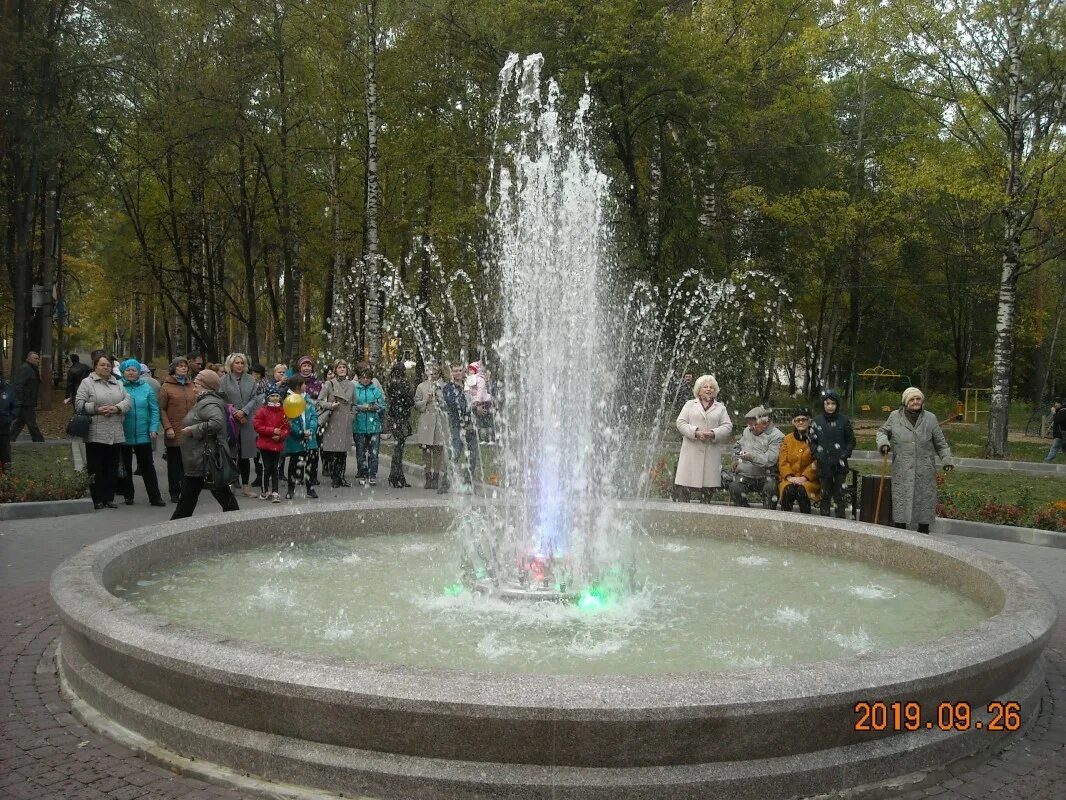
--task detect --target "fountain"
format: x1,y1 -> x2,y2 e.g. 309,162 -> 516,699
50,55 -> 1056,800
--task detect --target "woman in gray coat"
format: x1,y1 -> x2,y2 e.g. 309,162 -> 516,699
409,365 -> 449,489
876,387 -> 954,533
221,352 -> 259,497
171,369 -> 240,519
75,354 -> 132,509
316,359 -> 356,487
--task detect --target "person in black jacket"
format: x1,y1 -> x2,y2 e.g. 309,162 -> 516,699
386,362 -> 414,487
809,388 -> 856,518
10,352 -> 45,442
1045,399 -> 1066,463
64,354 -> 91,404
0,365 -> 19,471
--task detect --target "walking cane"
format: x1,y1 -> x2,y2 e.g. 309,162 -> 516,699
874,449 -> 889,524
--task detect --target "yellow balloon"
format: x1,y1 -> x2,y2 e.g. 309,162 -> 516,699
283,392 -> 306,419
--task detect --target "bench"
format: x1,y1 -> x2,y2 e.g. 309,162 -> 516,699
715,463 -> 861,519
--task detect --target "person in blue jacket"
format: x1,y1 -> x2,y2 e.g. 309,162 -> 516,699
117,358 -> 165,506
352,366 -> 386,486
283,374 -> 319,499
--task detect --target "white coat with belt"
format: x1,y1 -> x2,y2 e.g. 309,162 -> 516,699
674,399 -> 733,488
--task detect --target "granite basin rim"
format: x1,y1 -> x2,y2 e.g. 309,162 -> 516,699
50,499 -> 1057,712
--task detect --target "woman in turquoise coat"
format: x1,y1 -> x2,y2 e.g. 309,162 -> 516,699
283,375 -> 319,499
117,358 -> 165,506
352,366 -> 386,486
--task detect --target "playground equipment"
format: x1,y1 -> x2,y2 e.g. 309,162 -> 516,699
849,366 -> 911,416
962,388 -> 992,424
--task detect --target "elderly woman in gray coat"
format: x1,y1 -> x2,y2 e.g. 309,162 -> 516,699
876,387 -> 954,534
221,352 -> 259,497
171,369 -> 240,519
316,359 -> 356,487
76,354 -> 132,509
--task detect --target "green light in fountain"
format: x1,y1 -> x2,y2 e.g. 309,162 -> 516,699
443,582 -> 464,597
576,585 -> 612,612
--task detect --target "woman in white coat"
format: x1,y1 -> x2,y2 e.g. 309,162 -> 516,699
674,374 -> 733,501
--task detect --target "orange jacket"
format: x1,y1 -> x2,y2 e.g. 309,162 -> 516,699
778,433 -> 820,500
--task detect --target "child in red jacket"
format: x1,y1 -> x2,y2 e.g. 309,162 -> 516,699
253,386 -> 290,502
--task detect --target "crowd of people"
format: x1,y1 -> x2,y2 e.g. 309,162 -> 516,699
2,348 -> 499,518
673,378 -> 956,532
1,346 -> 1061,534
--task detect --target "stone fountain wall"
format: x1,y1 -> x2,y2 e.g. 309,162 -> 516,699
51,500 -> 1057,800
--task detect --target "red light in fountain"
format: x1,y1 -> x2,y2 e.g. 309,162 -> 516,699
519,551 -> 552,587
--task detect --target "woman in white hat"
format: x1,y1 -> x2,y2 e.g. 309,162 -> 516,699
875,387 -> 954,533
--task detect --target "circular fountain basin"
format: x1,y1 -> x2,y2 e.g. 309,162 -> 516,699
51,500 -> 1057,800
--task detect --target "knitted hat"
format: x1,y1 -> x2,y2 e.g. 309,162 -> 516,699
265,384 -> 283,400
298,356 -> 314,369
902,387 -> 924,406
468,362 -> 479,374
169,356 -> 188,374
139,363 -> 151,374
196,369 -> 221,391
744,405 -> 771,420
120,358 -> 140,374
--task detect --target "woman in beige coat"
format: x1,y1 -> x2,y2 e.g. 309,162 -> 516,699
673,374 -> 733,501
75,354 -> 132,509
409,365 -> 449,489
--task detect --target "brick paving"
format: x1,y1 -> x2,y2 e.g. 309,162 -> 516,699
1,582 -> 254,800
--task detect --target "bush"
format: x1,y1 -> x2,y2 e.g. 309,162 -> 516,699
648,453 -> 679,498
0,445 -> 90,503
1032,501 -> 1066,532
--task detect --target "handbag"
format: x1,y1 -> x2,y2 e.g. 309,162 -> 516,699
66,412 -> 92,439
202,439 -> 240,490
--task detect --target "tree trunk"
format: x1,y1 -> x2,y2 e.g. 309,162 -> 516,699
39,166 -> 58,407
327,147 -> 345,349
236,136 -> 261,365
363,0 -> 382,367
985,11 -> 1025,459
417,163 -> 435,370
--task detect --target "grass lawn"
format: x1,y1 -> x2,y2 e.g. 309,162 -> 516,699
1,442 -> 89,502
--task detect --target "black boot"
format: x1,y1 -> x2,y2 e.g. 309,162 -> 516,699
424,469 -> 433,489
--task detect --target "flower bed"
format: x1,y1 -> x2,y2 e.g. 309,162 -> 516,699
936,473 -> 1066,532
0,445 -> 89,503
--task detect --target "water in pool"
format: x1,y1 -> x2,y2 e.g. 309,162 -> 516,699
115,532 -> 990,675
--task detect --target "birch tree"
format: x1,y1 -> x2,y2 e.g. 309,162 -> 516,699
888,0 -> 1066,457
362,0 -> 382,367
